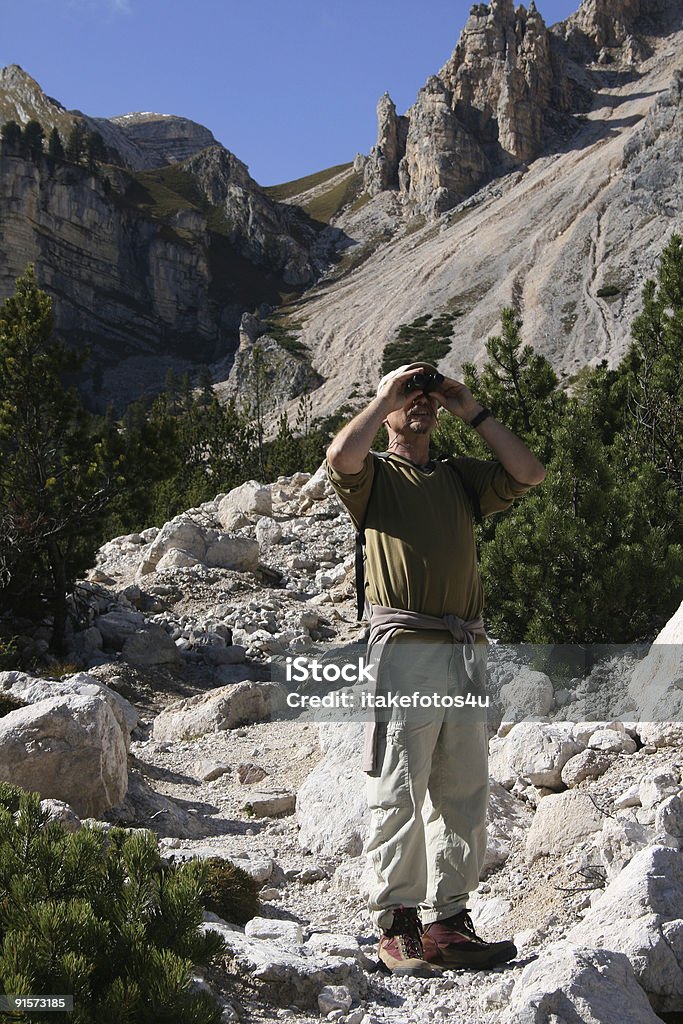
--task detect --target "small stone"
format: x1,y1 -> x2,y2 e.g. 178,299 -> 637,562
238,763 -> 268,785
260,887 -> 280,900
195,759 -> 230,782
318,985 -> 352,1015
615,784 -> 641,809
299,866 -> 326,883
244,791 -> 296,817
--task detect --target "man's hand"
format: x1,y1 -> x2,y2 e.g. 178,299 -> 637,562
377,367 -> 430,413
433,376 -> 482,422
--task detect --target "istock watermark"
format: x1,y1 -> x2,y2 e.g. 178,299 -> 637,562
284,654 -> 376,685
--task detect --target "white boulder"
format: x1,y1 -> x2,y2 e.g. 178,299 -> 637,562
561,749 -> 614,788
200,918 -> 367,1010
217,481 -> 272,530
296,722 -> 368,859
0,670 -> 137,749
152,681 -> 285,741
0,696 -> 128,818
628,600 -> 683,721
139,517 -> 207,574
567,845 -> 683,1012
499,667 -> 554,720
525,789 -> 604,863
205,535 -> 260,571
502,943 -> 662,1023
489,722 -> 584,790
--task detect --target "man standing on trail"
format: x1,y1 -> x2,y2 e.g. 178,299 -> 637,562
325,362 -> 546,977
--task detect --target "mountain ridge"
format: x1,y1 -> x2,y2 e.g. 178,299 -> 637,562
1,0 -> 682,415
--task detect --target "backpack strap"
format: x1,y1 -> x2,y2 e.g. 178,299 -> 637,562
354,453 -> 481,620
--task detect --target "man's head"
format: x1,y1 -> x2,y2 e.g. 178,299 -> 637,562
378,363 -> 441,439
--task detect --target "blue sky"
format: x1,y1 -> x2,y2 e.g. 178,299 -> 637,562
1,0 -> 579,185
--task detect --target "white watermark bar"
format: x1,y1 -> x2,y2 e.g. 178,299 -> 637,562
269,643 -> 682,725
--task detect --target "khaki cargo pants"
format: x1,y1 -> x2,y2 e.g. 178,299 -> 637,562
365,637 -> 489,930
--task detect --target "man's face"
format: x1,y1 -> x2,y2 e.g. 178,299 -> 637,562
385,385 -> 439,437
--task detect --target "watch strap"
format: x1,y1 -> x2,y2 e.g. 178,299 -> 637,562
469,407 -> 492,428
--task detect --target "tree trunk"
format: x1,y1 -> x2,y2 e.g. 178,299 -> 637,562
46,537 -> 68,656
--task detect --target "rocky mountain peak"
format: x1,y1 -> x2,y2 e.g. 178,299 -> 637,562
363,1 -> 563,215
104,111 -> 217,168
0,64 -> 219,171
0,64 -> 75,137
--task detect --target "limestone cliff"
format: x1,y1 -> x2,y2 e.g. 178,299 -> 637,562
0,146 -> 322,410
557,0 -> 681,61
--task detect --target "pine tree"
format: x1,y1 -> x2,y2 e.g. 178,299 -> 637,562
47,126 -> 65,162
266,413 -> 301,477
242,343 -> 271,478
0,267 -> 114,651
0,784 -> 225,1023
84,130 -> 107,169
618,232 -> 683,491
20,119 -> 45,159
65,121 -> 87,164
1,120 -> 22,151
432,307 -> 565,466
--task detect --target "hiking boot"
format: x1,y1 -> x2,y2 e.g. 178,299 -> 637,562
378,906 -> 443,977
421,909 -> 517,969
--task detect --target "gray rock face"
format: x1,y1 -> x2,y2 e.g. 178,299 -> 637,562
0,141 -> 321,412
183,146 -> 316,287
363,93 -> 409,194
220,329 -> 322,413
363,0 -> 578,215
558,0 -> 677,59
567,845 -> 683,1012
0,695 -> 128,817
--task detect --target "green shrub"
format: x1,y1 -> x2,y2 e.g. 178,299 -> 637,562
0,786 -> 225,1023
381,311 -> 463,376
597,285 -> 620,298
201,858 -> 260,926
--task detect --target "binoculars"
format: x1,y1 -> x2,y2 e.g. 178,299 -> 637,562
404,371 -> 444,394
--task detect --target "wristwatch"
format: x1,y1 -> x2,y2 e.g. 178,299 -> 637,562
469,407 -> 492,428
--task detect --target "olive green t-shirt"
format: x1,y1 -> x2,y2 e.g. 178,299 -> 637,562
326,452 -> 531,622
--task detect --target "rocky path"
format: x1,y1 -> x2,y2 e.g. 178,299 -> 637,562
2,467 -> 682,1022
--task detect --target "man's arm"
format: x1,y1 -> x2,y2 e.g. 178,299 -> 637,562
326,367 -> 418,474
436,377 -> 546,486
